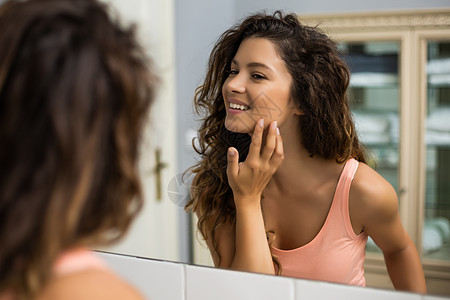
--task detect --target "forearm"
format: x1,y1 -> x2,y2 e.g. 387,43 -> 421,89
231,199 -> 274,275
384,244 -> 426,293
223,120 -> 282,275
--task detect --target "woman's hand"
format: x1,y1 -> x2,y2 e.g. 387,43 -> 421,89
226,119 -> 284,209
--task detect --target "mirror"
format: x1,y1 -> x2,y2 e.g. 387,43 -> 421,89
97,1 -> 450,297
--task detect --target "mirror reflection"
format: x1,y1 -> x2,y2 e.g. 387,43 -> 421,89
79,0 -> 450,297
183,9 -> 428,293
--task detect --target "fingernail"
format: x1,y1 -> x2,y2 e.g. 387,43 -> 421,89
276,128 -> 280,135
271,121 -> 277,130
228,148 -> 235,156
258,119 -> 264,127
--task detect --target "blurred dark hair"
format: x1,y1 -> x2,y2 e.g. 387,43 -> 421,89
186,10 -> 366,269
0,0 -> 156,297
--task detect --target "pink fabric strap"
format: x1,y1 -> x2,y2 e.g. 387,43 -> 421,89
53,248 -> 108,277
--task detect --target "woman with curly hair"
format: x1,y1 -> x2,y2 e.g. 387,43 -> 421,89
0,0 -> 156,299
186,11 -> 426,293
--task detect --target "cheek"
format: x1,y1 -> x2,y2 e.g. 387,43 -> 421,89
250,90 -> 291,122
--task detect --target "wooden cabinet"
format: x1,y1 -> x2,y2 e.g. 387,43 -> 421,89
301,10 -> 450,296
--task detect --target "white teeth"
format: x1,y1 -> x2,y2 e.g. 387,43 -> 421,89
229,102 -> 249,111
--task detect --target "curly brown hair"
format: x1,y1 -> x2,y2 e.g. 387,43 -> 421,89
185,11 -> 366,268
0,0 -> 156,298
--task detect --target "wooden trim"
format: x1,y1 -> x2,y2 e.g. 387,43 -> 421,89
400,30 -> 417,242
299,9 -> 450,33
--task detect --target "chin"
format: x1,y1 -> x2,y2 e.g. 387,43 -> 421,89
224,119 -> 254,134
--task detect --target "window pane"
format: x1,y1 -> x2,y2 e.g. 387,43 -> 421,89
340,41 -> 400,253
424,41 -> 450,261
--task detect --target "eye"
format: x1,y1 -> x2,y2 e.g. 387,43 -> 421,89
251,73 -> 266,80
227,69 -> 239,76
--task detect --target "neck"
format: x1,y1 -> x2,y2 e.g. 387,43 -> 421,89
267,118 -> 343,194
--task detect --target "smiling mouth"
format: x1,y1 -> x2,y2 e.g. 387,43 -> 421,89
229,102 -> 250,111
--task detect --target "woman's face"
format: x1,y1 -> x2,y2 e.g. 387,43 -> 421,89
222,37 -> 300,134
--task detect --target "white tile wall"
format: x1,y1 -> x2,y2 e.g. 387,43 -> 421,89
98,252 -> 449,300
185,264 -> 295,300
295,279 -> 422,300
424,295 -> 450,300
98,251 -> 184,300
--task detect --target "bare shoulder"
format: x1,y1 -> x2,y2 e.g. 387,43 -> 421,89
350,162 -> 399,226
36,269 -> 145,300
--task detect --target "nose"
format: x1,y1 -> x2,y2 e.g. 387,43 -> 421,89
225,73 -> 246,94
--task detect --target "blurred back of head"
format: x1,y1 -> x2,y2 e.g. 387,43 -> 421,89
0,0 -> 156,297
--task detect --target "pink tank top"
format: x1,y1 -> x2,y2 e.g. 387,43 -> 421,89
271,158 -> 368,286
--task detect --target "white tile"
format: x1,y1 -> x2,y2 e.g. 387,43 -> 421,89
424,295 -> 450,300
97,251 -> 184,300
295,279 -> 422,300
186,264 -> 295,300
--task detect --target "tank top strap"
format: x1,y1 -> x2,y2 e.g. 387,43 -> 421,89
343,158 -> 359,184
53,248 -> 108,277
333,158 -> 360,238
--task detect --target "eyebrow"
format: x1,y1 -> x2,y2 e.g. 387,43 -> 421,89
231,59 -> 274,72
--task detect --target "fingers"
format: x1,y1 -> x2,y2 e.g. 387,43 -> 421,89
270,133 -> 284,168
261,121 -> 278,161
226,122 -> 283,199
226,147 -> 239,180
247,119 -> 282,166
247,119 -> 264,160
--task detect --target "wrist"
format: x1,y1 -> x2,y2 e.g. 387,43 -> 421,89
234,194 -> 262,211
